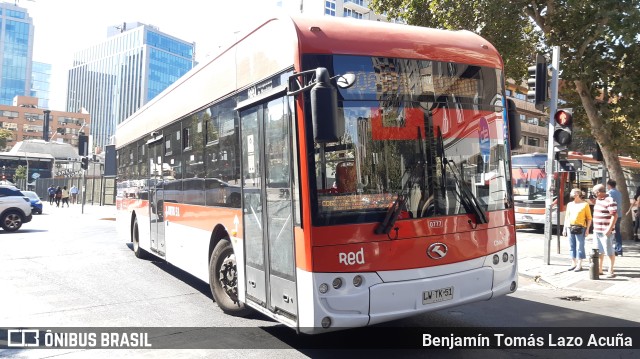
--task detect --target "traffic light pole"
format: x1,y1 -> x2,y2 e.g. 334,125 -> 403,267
543,46 -> 561,265
81,168 -> 86,214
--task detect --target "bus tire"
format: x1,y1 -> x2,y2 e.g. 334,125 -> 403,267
132,217 -> 149,259
209,239 -> 250,316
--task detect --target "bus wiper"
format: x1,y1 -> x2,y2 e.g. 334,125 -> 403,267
436,127 -> 488,226
445,159 -> 488,225
375,193 -> 406,235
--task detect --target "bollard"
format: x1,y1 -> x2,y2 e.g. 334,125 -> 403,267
589,248 -> 600,280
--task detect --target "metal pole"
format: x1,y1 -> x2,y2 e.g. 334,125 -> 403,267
91,159 -> 97,205
544,46 -> 561,265
81,169 -> 86,214
557,178 -> 561,254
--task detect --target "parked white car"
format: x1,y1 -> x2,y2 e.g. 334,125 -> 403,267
0,185 -> 33,232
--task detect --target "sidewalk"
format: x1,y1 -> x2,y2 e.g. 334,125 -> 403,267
42,201 -> 116,220
517,229 -> 640,298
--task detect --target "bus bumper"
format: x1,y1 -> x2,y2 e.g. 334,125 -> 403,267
302,246 -> 517,331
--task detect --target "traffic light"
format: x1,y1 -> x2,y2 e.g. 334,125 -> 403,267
78,134 -> 89,156
527,54 -> 548,110
81,157 -> 89,170
553,109 -> 573,150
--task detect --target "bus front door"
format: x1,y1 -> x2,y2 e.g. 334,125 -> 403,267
148,138 -> 165,256
240,96 -> 297,320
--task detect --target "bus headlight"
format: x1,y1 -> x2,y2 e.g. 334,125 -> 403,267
353,275 -> 363,287
502,253 -> 509,262
319,283 -> 329,294
332,278 -> 343,289
493,254 -> 500,265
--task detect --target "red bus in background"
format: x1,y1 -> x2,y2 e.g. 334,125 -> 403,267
512,152 -> 640,230
116,15 -> 520,333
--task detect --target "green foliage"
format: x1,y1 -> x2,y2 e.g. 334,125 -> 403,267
370,0 -> 542,81
0,128 -> 13,150
14,165 -> 26,181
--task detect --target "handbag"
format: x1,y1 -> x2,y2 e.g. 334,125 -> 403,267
569,224 -> 585,234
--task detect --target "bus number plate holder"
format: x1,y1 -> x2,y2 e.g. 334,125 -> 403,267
423,286 -> 454,305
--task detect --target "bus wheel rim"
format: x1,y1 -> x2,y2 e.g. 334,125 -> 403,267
219,254 -> 239,303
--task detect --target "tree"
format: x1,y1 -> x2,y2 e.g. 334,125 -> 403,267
370,0 -> 640,240
14,165 -> 26,182
0,128 -> 13,150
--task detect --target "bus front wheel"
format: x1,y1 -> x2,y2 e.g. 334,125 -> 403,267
209,239 -> 251,316
132,217 -> 149,259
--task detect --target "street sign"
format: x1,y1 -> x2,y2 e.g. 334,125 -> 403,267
568,159 -> 582,171
557,159 -> 577,172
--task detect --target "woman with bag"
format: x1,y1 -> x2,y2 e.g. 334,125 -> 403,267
563,188 -> 592,271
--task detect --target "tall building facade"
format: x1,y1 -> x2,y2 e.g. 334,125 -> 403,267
276,0 -> 389,21
0,2 -> 34,106
66,22 -> 195,149
31,61 -> 51,109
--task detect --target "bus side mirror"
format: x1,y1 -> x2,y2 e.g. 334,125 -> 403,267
311,68 -> 343,143
506,99 -> 521,150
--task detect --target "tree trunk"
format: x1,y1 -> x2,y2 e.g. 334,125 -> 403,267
575,80 -> 633,241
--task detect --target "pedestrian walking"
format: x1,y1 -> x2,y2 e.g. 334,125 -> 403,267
61,186 -> 70,207
562,188 -> 592,272
70,185 -> 78,204
55,186 -> 62,207
47,185 -> 56,205
606,179 -> 623,256
592,183 -> 618,278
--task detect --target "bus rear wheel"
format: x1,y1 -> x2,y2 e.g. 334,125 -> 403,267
209,239 -> 250,316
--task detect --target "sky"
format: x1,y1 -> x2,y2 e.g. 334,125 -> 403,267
16,0 -> 280,109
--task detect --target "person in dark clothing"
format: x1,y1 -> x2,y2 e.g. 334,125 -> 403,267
55,186 -> 62,207
48,186 -> 56,205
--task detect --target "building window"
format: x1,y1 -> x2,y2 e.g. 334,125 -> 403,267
344,8 -> 364,19
325,0 -> 336,16
345,0 -> 365,5
527,137 -> 540,147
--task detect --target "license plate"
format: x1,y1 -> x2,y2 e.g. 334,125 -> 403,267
423,286 -> 454,305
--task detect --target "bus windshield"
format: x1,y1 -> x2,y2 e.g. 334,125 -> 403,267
303,55 -> 511,226
512,155 -> 548,202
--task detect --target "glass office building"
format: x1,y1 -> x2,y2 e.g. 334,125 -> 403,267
66,22 -> 195,149
31,61 -> 51,109
0,3 -> 34,106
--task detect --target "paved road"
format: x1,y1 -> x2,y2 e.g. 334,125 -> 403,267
1,204 -> 638,358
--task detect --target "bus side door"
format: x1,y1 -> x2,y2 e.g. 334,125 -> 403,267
148,137 -> 165,256
239,94 -> 297,320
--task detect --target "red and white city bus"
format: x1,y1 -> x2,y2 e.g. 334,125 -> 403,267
116,15 -> 520,333
512,152 -> 640,229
